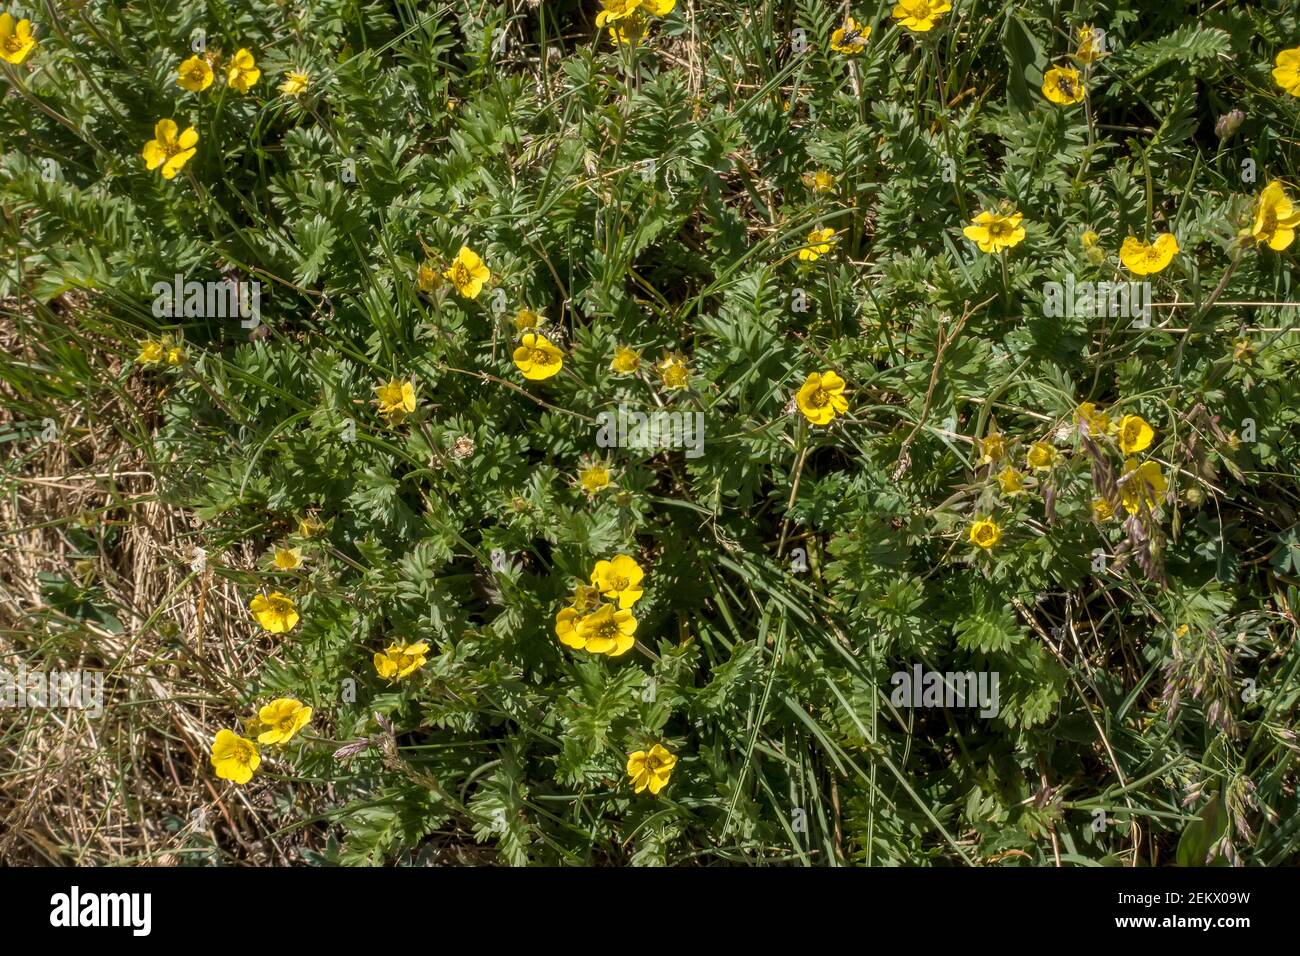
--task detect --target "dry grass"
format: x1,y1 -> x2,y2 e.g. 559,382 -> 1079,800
0,317 -> 328,865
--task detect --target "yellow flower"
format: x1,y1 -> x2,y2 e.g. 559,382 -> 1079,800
642,0 -> 676,14
571,603 -> 636,656
272,546 -> 303,570
278,69 -> 310,97
514,307 -> 541,331
137,339 -> 165,364
830,16 -> 871,54
1092,497 -> 1116,522
1118,458 -> 1167,514
1026,440 -> 1057,470
210,729 -> 260,785
0,13 -> 37,65
795,370 -> 849,426
444,245 -> 491,299
1074,26 -> 1104,63
249,591 -> 299,634
255,698 -> 312,745
798,227 -> 836,262
1119,234 -> 1178,275
374,378 -> 417,425
374,641 -> 430,680
978,433 -> 1007,465
891,0 -> 951,33
513,332 -> 565,381
1081,230 -> 1100,249
416,262 -> 442,293
569,582 -> 603,613
165,340 -> 186,364
1272,47 -> 1300,96
969,519 -> 1001,550
612,346 -> 642,374
1042,65 -> 1085,105
177,55 -> 214,92
803,170 -> 836,192
597,0 -> 641,25
226,48 -> 260,93
1074,402 -> 1113,438
142,119 -> 199,180
657,353 -> 690,390
591,554 -> 645,609
1250,181 -> 1300,251
555,606 -> 587,650
580,463 -> 611,495
627,743 -> 677,795
1117,414 -> 1154,455
298,515 -> 326,538
963,210 -> 1026,254
608,12 -> 650,45
995,466 -> 1025,496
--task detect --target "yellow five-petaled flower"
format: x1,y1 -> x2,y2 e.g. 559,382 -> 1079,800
969,518 -> 1001,550
255,698 -> 312,745
831,16 -> 871,54
1117,414 -> 1154,455
513,332 -> 565,380
1042,65 -> 1085,105
963,210 -> 1026,254
627,744 -> 677,795
798,227 -> 836,262
374,641 -> 430,680
1119,234 -> 1178,275
591,554 -> 645,609
142,120 -> 199,180
0,13 -> 37,64
226,48 -> 260,93
210,729 -> 260,785
1251,181 -> 1300,251
796,370 -> 849,426
249,591 -> 299,634
1272,46 -> 1300,97
444,246 -> 491,299
891,0 -> 951,33
177,54 -> 214,92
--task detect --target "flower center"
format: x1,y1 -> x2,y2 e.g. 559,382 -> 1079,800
596,619 -> 619,640
609,575 -> 628,591
3,36 -> 22,54
531,347 -> 557,366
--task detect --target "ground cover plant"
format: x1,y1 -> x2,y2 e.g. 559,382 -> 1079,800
2,0 -> 1300,867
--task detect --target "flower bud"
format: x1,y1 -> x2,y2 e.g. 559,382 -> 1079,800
1215,109 -> 1244,141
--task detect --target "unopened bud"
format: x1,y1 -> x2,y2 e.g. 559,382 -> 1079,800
1215,110 -> 1244,141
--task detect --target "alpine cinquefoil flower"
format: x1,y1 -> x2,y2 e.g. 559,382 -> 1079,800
796,371 -> 849,426
250,592 -> 299,633
1025,440 -> 1057,470
591,554 -> 645,609
272,546 -> 303,570
1118,458 -> 1167,513
444,246 -> 490,299
1272,47 -> 1300,96
278,69 -> 310,97
256,698 -> 312,745
657,353 -> 689,389
374,378 -> 417,425
513,332 -> 564,380
1250,181 -> 1300,251
830,17 -> 871,54
996,466 -> 1025,496
1042,65 -> 1084,105
580,463 -> 611,495
1117,414 -> 1154,455
963,210 -> 1025,254
575,603 -> 638,656
374,641 -> 430,680
226,48 -> 260,93
177,55 -> 214,92
969,519 -> 1001,550
891,0 -> 951,33
1119,234 -> 1178,275
210,730 -> 260,785
1073,26 -> 1104,63
0,13 -> 37,64
612,345 -> 642,374
798,227 -> 836,262
627,744 -> 677,795
978,433 -> 1007,465
142,120 -> 199,180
